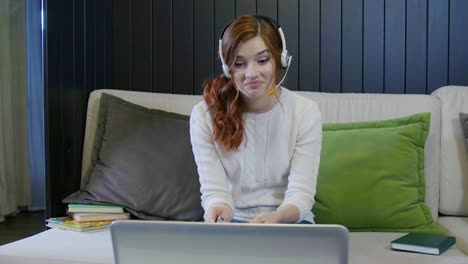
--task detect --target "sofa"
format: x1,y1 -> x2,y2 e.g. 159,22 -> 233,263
0,85 -> 467,264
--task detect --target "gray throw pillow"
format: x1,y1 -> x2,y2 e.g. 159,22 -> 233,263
63,93 -> 203,221
460,112 -> 468,152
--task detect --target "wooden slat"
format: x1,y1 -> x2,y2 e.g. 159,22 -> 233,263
104,0 -> 113,89
153,0 -> 173,93
236,0 -> 256,16
194,0 -> 214,95
384,0 -> 405,94
363,0 -> 384,93
173,0 -> 194,94
214,0 -> 235,77
73,0 -> 84,93
342,0 -> 363,93
320,0 -> 341,93
257,0 -> 277,19
298,0 -> 320,92
84,0 -> 95,94
96,0 -> 112,90
85,0 -> 96,93
449,0 -> 468,86
72,0 -> 85,193
406,0 -> 427,94
61,0 -> 78,201
112,0 -> 132,90
131,0 -> 152,92
427,0 -> 448,94
45,0 -> 65,218
278,0 -> 299,90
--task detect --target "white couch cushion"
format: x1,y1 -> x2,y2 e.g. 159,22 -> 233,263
297,91 -> 441,221
438,216 -> 468,255
349,232 -> 466,263
431,86 -> 468,216
0,229 -> 113,264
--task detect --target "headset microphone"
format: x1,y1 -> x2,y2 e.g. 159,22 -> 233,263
268,55 -> 292,96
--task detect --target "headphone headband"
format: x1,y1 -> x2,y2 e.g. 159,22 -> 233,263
218,15 -> 290,78
219,16 -> 278,40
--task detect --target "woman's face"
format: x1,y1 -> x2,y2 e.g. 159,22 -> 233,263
232,36 -> 277,111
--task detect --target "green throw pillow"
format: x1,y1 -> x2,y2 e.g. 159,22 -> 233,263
312,112 -> 444,234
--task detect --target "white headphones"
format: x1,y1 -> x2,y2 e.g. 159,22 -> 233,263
218,16 -> 291,78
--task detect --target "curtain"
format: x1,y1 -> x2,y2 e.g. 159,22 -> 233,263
27,0 -> 45,211
0,0 -> 31,221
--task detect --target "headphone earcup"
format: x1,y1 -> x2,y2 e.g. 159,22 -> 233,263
280,51 -> 290,68
281,55 -> 287,68
222,63 -> 231,78
219,38 -> 231,78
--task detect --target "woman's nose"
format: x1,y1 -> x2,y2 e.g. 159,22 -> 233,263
245,63 -> 259,78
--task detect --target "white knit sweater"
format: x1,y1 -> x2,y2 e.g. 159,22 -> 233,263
189,88 -> 322,223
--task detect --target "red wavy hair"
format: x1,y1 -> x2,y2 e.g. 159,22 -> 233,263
203,15 -> 282,151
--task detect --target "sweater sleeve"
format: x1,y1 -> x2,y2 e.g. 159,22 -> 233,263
189,103 -> 235,212
278,100 -> 322,222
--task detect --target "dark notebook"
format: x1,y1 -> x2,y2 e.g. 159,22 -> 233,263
390,233 -> 456,255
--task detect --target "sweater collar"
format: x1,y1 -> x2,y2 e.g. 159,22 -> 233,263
243,87 -> 288,121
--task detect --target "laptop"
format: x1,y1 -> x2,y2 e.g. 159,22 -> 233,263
111,220 -> 349,264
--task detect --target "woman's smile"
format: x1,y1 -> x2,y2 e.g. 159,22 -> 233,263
244,80 -> 263,89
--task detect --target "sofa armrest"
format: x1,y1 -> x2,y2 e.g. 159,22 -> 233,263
438,216 -> 468,255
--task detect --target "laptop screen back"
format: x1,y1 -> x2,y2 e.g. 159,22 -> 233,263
111,220 -> 349,264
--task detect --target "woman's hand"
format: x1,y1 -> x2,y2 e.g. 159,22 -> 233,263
250,211 -> 282,223
204,202 -> 233,223
250,204 -> 300,224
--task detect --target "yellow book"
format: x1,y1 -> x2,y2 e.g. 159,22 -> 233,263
46,216 -> 112,232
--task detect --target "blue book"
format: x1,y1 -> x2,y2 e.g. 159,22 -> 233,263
391,233 -> 456,255
67,203 -> 124,213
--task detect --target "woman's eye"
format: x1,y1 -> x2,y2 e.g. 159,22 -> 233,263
234,62 -> 244,68
258,58 -> 270,64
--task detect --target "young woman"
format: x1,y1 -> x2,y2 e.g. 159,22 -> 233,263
190,15 -> 322,224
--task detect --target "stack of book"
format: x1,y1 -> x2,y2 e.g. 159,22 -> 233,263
46,204 -> 130,232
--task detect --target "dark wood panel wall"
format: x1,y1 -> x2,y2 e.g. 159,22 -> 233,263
44,0 -> 112,217
44,0 -> 468,217
112,0 -> 468,95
